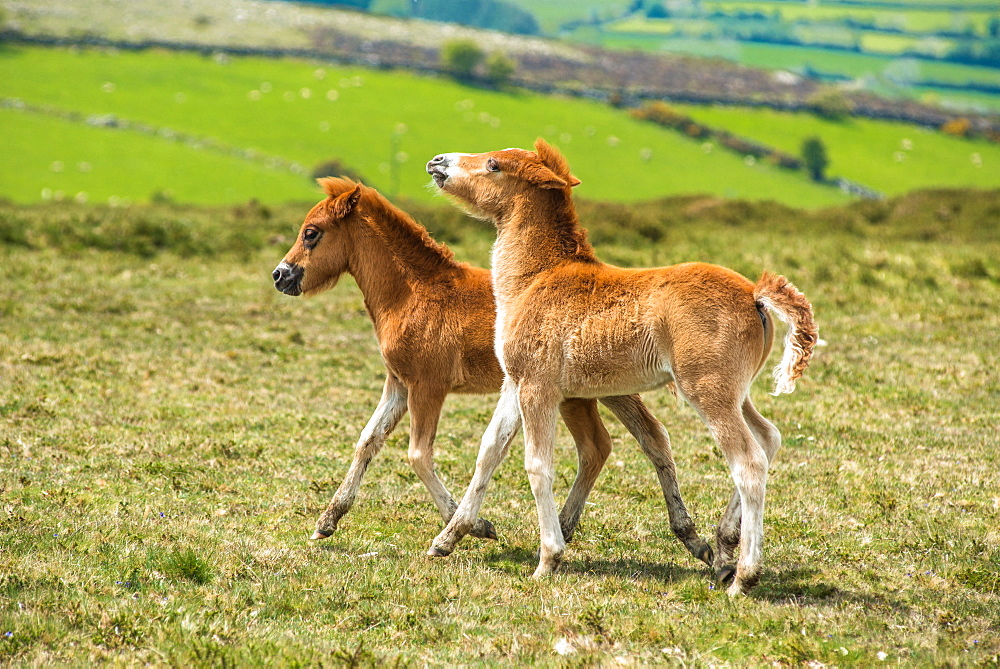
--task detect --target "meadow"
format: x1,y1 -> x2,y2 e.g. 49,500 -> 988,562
1,188 -> 999,665
671,103 -> 1000,195
558,0 -> 1000,114
0,45 -> 849,208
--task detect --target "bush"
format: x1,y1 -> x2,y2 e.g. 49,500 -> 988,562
807,88 -> 855,121
941,117 -> 971,138
441,39 -> 485,80
311,158 -> 368,184
485,53 -> 516,87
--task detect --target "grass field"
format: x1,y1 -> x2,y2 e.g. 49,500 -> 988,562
1,189 -> 999,664
706,2 -> 998,35
0,109 -> 312,206
672,103 -> 1000,195
0,45 -> 853,208
562,0 -> 1000,113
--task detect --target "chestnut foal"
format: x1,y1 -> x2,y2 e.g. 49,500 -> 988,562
272,178 -> 712,565
426,140 -> 817,595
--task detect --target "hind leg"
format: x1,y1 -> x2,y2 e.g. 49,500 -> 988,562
601,395 -> 713,567
408,385 -> 497,540
312,375 -> 408,539
557,398 -> 612,542
714,398 -> 782,585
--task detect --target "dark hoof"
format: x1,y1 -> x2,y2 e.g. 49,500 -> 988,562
310,530 -> 332,541
471,518 -> 498,541
427,545 -> 452,558
717,565 -> 736,585
696,542 -> 714,567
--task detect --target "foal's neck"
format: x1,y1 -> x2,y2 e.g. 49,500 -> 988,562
491,192 -> 596,301
349,196 -> 460,334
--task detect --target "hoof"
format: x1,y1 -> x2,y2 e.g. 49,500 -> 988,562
310,530 -> 332,541
427,545 -> 452,558
716,565 -> 736,586
470,518 -> 498,541
531,564 -> 555,579
696,542 -> 714,567
727,581 -> 748,597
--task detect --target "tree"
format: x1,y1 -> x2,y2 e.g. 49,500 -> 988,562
441,39 -> 485,80
646,3 -> 669,19
801,137 -> 829,182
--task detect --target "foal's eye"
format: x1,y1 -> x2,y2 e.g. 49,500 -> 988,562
486,158 -> 501,173
303,228 -> 320,243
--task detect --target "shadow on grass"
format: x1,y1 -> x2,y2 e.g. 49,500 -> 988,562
754,565 -> 911,613
481,545 -> 707,585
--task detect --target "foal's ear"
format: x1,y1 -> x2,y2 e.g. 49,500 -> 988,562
328,183 -> 363,219
532,138 -> 581,189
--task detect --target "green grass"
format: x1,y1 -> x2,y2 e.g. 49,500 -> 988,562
0,45 -> 852,208
0,109 -> 316,205
1,190 -> 999,664
707,2 -> 998,36
499,0 -> 632,33
673,103 -> 1000,195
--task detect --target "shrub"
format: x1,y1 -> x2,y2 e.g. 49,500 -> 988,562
485,53 -> 516,87
941,117 -> 971,138
311,158 -> 368,184
441,39 -> 485,80
807,88 -> 855,121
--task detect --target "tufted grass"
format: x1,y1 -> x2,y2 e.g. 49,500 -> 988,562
1,191 -> 999,665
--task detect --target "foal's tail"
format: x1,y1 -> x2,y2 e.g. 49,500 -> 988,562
754,271 -> 818,395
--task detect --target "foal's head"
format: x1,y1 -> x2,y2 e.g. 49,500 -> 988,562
272,178 -> 364,297
425,138 -> 580,221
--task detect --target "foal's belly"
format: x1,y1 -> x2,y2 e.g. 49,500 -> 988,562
557,339 -> 674,399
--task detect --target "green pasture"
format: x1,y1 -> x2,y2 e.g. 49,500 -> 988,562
501,0 -> 631,33
706,2 -> 998,36
0,45 -> 850,208
917,86 -> 1000,115
0,109 -> 313,206
673,103 -> 1000,195
2,189 -> 999,664
594,31 -> 1000,90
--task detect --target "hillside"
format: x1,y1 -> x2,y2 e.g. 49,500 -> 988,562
2,0 -> 997,207
523,0 -> 1000,114
4,0 -> 998,135
0,46 -> 856,207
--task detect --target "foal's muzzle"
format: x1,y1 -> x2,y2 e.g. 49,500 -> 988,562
426,154 -> 450,187
272,261 -> 304,296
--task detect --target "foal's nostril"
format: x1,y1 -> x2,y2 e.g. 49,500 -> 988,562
272,268 -> 282,282
430,155 -> 446,165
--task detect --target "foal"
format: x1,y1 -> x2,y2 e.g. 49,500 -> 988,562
426,140 -> 817,595
272,178 -> 711,565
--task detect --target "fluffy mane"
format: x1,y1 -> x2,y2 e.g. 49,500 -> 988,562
318,176 -> 459,273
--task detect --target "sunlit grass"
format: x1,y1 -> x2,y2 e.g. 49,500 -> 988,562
1,191 -> 998,664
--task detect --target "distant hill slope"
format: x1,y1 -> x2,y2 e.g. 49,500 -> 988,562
0,46 -> 858,207
4,0 -> 998,136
